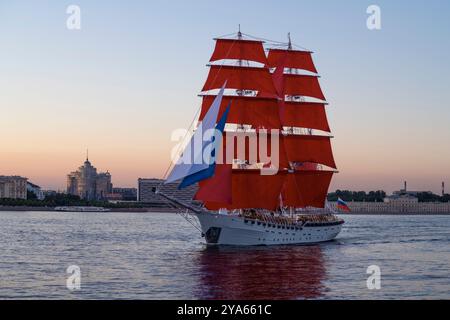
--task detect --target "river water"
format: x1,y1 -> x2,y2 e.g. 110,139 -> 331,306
0,211 -> 448,299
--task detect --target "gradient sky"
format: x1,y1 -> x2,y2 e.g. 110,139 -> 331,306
1,0 -> 450,193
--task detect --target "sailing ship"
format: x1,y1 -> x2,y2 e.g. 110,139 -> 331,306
155,30 -> 344,246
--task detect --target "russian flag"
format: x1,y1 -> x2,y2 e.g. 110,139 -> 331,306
337,198 -> 351,212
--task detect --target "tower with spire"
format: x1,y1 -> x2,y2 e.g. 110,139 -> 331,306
66,152 -> 113,200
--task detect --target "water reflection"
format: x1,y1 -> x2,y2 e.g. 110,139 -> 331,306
195,245 -> 327,300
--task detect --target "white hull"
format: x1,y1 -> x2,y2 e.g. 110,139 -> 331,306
195,212 -> 343,246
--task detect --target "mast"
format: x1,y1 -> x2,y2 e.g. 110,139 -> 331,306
266,34 -> 335,209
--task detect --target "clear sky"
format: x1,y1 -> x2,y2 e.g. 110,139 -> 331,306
1,0 -> 450,193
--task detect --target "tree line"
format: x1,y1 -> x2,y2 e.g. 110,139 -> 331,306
0,193 -> 146,208
328,190 -> 450,203
327,190 -> 387,202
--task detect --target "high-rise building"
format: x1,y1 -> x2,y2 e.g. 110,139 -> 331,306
0,176 -> 28,200
66,156 -> 112,200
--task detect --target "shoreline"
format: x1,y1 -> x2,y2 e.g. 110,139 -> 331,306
0,206 -> 180,213
0,206 -> 449,215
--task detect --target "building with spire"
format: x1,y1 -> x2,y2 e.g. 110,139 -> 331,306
66,153 -> 112,200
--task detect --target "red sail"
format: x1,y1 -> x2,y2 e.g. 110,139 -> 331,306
202,65 -> 277,96
200,95 -> 281,129
267,49 -> 318,73
219,131 -> 289,169
210,39 -> 267,64
218,132 -> 335,169
283,135 -> 336,169
205,170 -> 286,210
283,102 -> 330,132
282,171 -> 334,208
194,164 -> 232,204
283,74 -> 326,101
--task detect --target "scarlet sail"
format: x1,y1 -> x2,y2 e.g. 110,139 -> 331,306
283,74 -> 326,100
200,95 -> 281,129
216,132 -> 335,169
282,171 -> 334,208
283,135 -> 336,169
218,131 -> 289,169
203,170 -> 287,211
191,36 -> 337,210
210,39 -> 267,64
198,169 -> 334,210
202,65 -> 277,96
267,49 -> 317,73
194,164 -> 232,204
282,102 -> 330,132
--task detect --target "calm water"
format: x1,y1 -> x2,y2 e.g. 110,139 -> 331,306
0,211 -> 448,300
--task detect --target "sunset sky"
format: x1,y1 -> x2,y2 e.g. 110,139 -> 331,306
1,0 -> 450,193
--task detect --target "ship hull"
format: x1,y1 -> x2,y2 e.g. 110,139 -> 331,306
195,212 -> 343,246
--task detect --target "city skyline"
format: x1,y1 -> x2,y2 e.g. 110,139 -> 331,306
1,1 -> 450,193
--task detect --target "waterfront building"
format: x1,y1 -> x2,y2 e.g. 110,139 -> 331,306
66,156 -> 113,200
330,190 -> 450,214
137,178 -> 198,206
26,182 -> 45,200
43,190 -> 57,197
0,176 -> 28,200
112,188 -> 137,201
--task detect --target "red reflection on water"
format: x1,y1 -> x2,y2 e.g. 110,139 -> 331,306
195,245 -> 326,300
